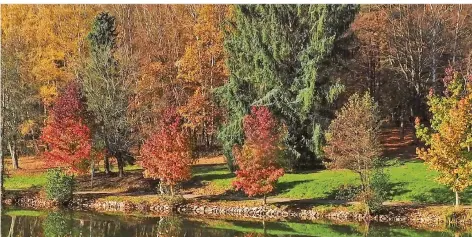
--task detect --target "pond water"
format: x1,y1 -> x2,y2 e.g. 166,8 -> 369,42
1,208 -> 472,237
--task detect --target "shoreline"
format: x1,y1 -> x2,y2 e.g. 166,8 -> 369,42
4,190 -> 472,229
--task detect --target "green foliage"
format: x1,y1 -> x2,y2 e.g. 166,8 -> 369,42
217,5 -> 359,170
367,159 -> 391,213
44,169 -> 75,205
331,159 -> 391,213
43,211 -> 75,237
333,184 -> 361,201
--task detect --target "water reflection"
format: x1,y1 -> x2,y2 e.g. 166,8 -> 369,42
0,208 -> 472,237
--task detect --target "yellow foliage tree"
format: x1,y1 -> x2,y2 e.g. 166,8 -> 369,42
177,5 -> 230,148
416,69 -> 472,207
2,5 -> 101,106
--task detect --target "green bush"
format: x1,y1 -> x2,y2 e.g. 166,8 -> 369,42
333,184 -> 361,201
366,159 -> 391,213
44,169 -> 75,205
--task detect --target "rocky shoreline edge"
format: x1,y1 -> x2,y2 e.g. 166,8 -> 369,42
4,191 -> 471,228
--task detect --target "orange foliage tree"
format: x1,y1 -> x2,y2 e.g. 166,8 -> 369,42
232,106 -> 285,205
139,108 -> 193,196
40,82 -> 91,174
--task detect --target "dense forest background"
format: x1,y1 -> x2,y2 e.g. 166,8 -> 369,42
2,4 -> 472,173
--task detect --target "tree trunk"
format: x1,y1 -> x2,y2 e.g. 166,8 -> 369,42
399,109 -> 405,141
455,191 -> 460,207
170,185 -> 174,196
90,159 -> 95,188
263,195 -> 267,206
117,157 -> 124,178
32,138 -> 40,155
104,155 -> 111,175
8,142 -> 18,169
159,181 -> 164,195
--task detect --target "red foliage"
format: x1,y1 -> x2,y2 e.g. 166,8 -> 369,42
139,108 -> 193,188
232,106 -> 285,198
40,82 -> 91,174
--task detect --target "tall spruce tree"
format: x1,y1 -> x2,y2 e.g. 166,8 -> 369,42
83,12 -> 134,177
217,5 -> 358,170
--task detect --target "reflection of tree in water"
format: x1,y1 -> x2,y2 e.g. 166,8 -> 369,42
157,215 -> 184,237
43,211 -> 75,237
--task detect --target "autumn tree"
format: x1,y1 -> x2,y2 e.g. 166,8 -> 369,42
416,68 -> 472,207
177,5 -> 229,151
349,5 -> 472,128
1,25 -> 41,169
1,5 -> 101,107
324,92 -> 382,213
349,5 -> 411,138
232,106 -> 285,205
40,82 -> 91,174
140,108 -> 192,196
129,5 -> 195,140
82,12 -> 134,177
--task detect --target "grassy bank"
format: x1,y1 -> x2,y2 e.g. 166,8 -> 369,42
192,159 -> 472,205
5,157 -> 471,205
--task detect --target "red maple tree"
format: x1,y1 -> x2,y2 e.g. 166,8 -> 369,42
139,108 -> 193,195
40,82 -> 92,174
232,106 -> 285,204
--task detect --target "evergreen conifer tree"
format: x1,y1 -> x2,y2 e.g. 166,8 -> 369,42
217,5 -> 358,170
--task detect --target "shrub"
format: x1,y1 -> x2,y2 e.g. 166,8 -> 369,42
45,168 -> 75,205
333,184 -> 362,201
366,159 -> 391,213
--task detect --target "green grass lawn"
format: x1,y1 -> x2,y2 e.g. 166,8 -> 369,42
5,173 -> 47,190
6,159 -> 470,205
193,160 -> 472,205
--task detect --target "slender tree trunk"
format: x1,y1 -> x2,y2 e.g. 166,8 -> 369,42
159,180 -> 164,195
32,138 -> 40,155
399,109 -> 405,141
8,142 -> 18,169
170,185 -> 174,196
455,191 -> 460,207
263,195 -> 267,206
117,156 -> 124,178
104,155 -> 111,175
90,159 -> 94,188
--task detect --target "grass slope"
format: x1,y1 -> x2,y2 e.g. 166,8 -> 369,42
193,160 -> 472,205
6,158 -> 471,205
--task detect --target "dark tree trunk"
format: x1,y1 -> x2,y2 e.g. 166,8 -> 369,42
32,138 -> 40,155
90,159 -> 95,188
104,155 -> 111,175
117,156 -> 124,178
